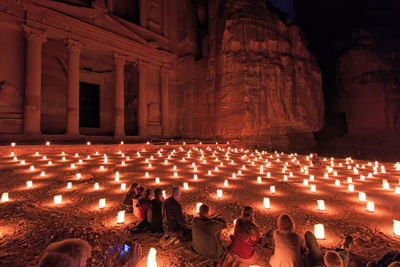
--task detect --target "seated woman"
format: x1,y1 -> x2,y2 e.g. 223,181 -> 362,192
269,214 -> 307,267
229,206 -> 261,264
136,189 -> 152,222
121,183 -> 139,213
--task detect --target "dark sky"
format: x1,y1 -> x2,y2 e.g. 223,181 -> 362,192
269,0 -> 296,20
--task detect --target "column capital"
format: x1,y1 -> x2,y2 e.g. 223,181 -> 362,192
21,25 -> 47,42
65,39 -> 84,52
113,52 -> 127,65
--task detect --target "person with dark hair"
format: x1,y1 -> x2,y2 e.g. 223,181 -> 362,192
37,238 -> 91,267
148,188 -> 163,233
270,214 -> 307,267
162,187 -> 191,241
229,206 -> 261,264
122,183 -> 139,213
192,204 -> 226,260
136,189 -> 152,222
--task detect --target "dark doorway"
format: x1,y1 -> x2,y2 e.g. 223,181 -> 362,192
79,82 -> 100,128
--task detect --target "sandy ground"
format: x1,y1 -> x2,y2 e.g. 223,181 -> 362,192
0,142 -> 399,266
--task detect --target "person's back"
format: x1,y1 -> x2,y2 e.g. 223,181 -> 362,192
162,196 -> 184,232
148,189 -> 163,233
192,205 -> 226,260
136,189 -> 151,222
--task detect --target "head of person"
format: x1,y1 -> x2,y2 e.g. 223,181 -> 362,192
277,214 -> 295,232
38,238 -> 91,267
324,250 -> 343,267
143,189 -> 152,200
236,206 -> 258,241
241,206 -> 254,222
199,204 -> 210,218
136,186 -> 145,197
388,262 -> 400,267
172,187 -> 180,200
128,183 -> 138,193
154,188 -> 162,199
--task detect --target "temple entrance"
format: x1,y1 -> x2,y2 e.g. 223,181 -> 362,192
79,82 -> 100,128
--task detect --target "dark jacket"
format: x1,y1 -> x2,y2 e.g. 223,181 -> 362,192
192,216 -> 226,260
148,198 -> 163,232
162,197 -> 185,232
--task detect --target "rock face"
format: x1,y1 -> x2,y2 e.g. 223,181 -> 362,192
214,0 -> 323,147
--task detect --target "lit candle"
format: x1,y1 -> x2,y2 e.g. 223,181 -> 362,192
317,200 -> 325,211
117,210 -> 125,223
309,175 -> 314,181
26,181 -> 32,189
196,202 -> 203,213
314,224 -> 325,239
263,197 -> 270,209
76,173 -> 81,179
67,182 -> 72,190
94,182 -> 99,190
310,184 -> 316,192
395,186 -> 400,195
121,183 -> 126,191
147,247 -> 157,267
115,172 -> 119,182
1,192 -> 9,202
348,184 -> 354,192
303,179 -> 309,186
270,186 -> 275,194
267,172 -> 271,178
383,182 -> 390,190
217,189 -> 223,198
232,173 -> 236,179
347,177 -> 352,184
173,172 -> 178,178
155,177 -> 160,184
11,142 -> 15,147
358,192 -> 366,201
46,141 -> 50,146
145,172 -> 149,178
183,182 -> 189,190
54,195 -> 62,205
162,190 -> 166,199
224,180 -> 228,187
194,174 -> 198,180
71,163 -> 76,169
99,198 -> 106,209
335,179 -> 340,186
257,177 -> 262,183
394,220 -> 400,236
366,201 -> 374,212
40,171 -> 45,177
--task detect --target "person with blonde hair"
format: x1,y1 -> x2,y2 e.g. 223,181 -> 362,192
270,214 -> 307,267
37,238 -> 91,267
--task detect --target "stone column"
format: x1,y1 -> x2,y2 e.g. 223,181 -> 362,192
22,25 -> 46,135
140,0 -> 147,28
113,52 -> 126,138
65,39 -> 83,135
161,67 -> 170,136
138,61 -> 150,136
162,0 -> 169,37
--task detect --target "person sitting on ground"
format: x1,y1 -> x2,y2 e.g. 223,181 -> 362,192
162,186 -> 191,241
269,214 -> 307,267
136,189 -> 152,222
148,188 -> 163,233
37,238 -> 91,267
366,251 -> 400,267
192,204 -> 227,261
230,206 -> 261,264
122,183 -> 139,213
324,250 -> 344,267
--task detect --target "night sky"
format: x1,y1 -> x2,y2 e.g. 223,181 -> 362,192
269,0 -> 296,20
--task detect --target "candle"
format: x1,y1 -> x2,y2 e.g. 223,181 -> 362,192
121,183 -> 126,191
395,186 -> 400,195
30,165 -> 35,171
360,175 -> 365,181
147,248 -> 157,267
310,184 -> 316,192
162,190 -> 166,199
155,177 -> 160,184
145,172 -> 149,178
217,189 -> 223,198
347,177 -> 352,183
76,173 -> 81,179
359,192 -> 366,202
335,180 -> 340,186
26,181 -> 32,189
183,182 -> 189,190
314,224 -> 325,239
196,202 -> 203,213
383,182 -> 390,190
348,184 -> 354,192
174,172 -> 178,178
67,182 -> 72,190
115,172 -> 120,182
317,200 -> 325,211
94,182 -> 99,190
309,175 -> 314,181
263,197 -> 270,209
270,186 -> 275,194
303,179 -> 309,186
267,172 -> 271,178
257,177 -> 262,183
100,165 -> 104,171
117,211 -> 125,223
232,173 -> 236,179
194,174 -> 198,180
324,173 -> 328,179
46,141 -> 50,146
40,171 -> 45,177
11,142 -> 15,147
71,163 -> 76,169
1,192 -> 9,202
224,180 -> 228,187
99,198 -> 106,209
366,201 -> 374,212
394,220 -> 400,236
54,195 -> 62,205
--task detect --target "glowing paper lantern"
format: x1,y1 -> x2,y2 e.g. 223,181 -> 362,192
303,179 -> 309,186
99,198 -> 106,209
11,142 -> 15,147
115,172 -> 120,182
173,172 -> 178,178
71,163 -> 76,169
317,200 -> 325,211
183,182 -> 189,190
208,170 -> 212,176
335,180 -> 340,186
232,173 -> 236,179
67,182 -> 72,190
117,211 -> 125,223
121,183 -> 126,191
267,172 -> 271,178
359,192 -> 366,202
40,171 -> 45,177
76,173 -> 81,179
94,182 -> 99,190
147,247 -> 157,267
26,181 -> 32,189
395,186 -> 400,195
194,174 -> 198,180
217,189 -> 223,198
283,175 -> 288,181
383,182 -> 390,190
162,190 -> 166,199
155,177 -> 160,184
20,160 -> 25,165
324,173 -> 328,179
366,201 -> 374,212
394,220 -> 400,236
54,195 -> 62,205
29,165 -> 34,171
1,192 -> 9,202
100,165 -> 104,171
309,175 -> 314,181
196,202 -> 203,213
347,177 -> 352,183
360,175 -> 365,181
348,184 -> 354,192
270,186 -> 275,194
314,224 -> 325,239
224,180 -> 228,187
263,197 -> 270,209
257,177 -> 262,183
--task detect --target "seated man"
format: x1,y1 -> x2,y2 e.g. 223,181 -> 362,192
148,188 -> 163,233
162,187 -> 191,241
37,238 -> 91,267
192,204 -> 226,261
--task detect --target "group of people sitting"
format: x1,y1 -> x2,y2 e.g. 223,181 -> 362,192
36,183 -> 400,266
